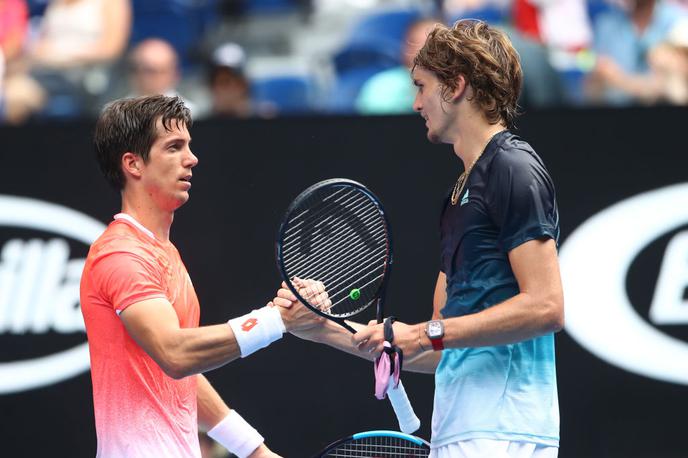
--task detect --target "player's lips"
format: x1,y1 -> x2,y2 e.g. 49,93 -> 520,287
179,175 -> 192,189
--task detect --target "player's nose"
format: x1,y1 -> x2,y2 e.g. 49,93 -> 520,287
185,148 -> 198,168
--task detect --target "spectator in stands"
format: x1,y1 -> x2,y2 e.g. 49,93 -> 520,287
442,0 -> 592,51
505,25 -> 566,107
443,1 -> 568,107
355,15 -> 563,113
355,17 -> 438,115
586,17 -> 688,104
0,0 -> 29,122
127,38 -> 201,116
128,39 -> 179,97
4,0 -> 131,122
0,0 -> 28,63
2,60 -> 44,123
127,0 -> 219,73
649,18 -> 688,104
30,0 -> 130,68
208,42 -> 252,118
586,0 -> 688,105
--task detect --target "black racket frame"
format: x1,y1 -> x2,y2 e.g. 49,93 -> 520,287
276,178 -> 394,334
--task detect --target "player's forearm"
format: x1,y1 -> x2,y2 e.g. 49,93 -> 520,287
309,319 -> 440,372
442,291 -> 563,348
308,320 -> 440,374
161,323 -> 241,378
357,293 -> 561,367
169,307 -> 287,378
198,374 -> 274,457
197,374 -> 231,431
306,320 -> 378,362
122,299 -> 286,379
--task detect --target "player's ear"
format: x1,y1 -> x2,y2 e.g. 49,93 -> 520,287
449,75 -> 467,102
122,152 -> 143,179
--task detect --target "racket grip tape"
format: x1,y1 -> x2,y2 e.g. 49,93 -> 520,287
386,379 -> 421,434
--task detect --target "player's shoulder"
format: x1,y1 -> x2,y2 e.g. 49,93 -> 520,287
488,132 -> 544,174
89,220 -> 155,262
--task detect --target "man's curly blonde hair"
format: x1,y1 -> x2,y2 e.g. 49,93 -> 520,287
413,19 -> 522,128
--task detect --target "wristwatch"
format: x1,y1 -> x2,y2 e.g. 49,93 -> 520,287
425,320 -> 445,351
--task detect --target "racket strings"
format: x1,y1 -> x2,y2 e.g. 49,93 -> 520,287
281,186 -> 389,317
324,437 -> 429,457
283,207 -> 386,290
282,206 -> 385,274
283,187 -> 360,241
283,192 -> 382,261
288,229 -> 386,283
289,237 -> 386,315
286,223 -> 386,295
283,186 -> 376,240
326,259 -> 385,306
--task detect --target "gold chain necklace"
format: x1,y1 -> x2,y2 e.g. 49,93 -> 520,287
450,131 -> 503,206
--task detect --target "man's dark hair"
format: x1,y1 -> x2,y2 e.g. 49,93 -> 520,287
94,95 -> 192,190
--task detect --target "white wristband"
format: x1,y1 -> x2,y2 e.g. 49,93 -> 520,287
207,410 -> 264,458
228,306 -> 285,357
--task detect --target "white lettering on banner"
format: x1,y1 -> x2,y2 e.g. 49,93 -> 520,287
0,239 -> 84,334
650,231 -> 688,324
560,183 -> 688,385
0,195 -> 105,394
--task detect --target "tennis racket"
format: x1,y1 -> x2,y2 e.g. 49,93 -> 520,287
313,430 -> 430,458
276,178 -> 420,434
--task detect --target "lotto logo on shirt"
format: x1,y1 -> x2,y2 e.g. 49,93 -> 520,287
0,195 -> 105,394
560,183 -> 688,385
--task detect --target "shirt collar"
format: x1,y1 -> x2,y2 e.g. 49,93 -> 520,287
113,213 -> 156,240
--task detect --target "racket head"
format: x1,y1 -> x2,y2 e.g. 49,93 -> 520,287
276,179 -> 393,326
313,430 -> 430,458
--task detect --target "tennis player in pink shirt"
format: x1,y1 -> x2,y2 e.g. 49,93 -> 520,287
80,95 -> 321,458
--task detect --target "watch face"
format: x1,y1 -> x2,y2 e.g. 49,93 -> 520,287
427,321 -> 443,338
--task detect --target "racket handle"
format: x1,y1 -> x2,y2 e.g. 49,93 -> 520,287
386,379 -> 421,434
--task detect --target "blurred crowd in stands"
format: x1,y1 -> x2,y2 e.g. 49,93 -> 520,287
0,0 -> 687,124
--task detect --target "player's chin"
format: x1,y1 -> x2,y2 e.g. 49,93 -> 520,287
427,130 -> 441,144
172,192 -> 190,208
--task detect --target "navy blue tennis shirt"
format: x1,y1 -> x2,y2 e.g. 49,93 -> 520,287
432,129 -> 561,447
440,129 -> 560,314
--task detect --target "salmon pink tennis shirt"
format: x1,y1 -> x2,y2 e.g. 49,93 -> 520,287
80,213 -> 201,457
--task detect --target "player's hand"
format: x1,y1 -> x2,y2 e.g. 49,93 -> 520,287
352,320 -> 386,356
270,279 -> 326,333
292,277 -> 332,312
272,279 -> 330,339
272,279 -> 331,311
353,320 -> 423,359
271,281 -> 297,309
247,443 -> 282,458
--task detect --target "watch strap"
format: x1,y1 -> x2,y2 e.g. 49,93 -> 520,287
429,336 -> 444,351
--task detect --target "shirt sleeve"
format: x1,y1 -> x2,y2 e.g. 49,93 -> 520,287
487,149 -> 559,253
90,251 -> 169,314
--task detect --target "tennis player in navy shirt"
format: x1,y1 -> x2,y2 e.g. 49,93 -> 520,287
279,19 -> 564,458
